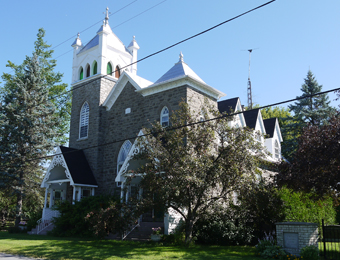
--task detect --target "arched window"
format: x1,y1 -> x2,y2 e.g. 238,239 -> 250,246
107,62 -> 113,75
117,140 -> 132,173
160,107 -> 169,127
79,102 -> 89,139
79,67 -> 84,80
93,61 -> 97,75
274,140 -> 280,159
115,65 -> 121,78
86,64 -> 90,78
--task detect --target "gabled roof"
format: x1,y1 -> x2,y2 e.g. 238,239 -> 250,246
78,35 -> 99,55
137,53 -> 225,100
103,70 -> 153,111
263,118 -> 283,142
154,53 -> 205,85
218,98 -> 239,114
263,118 -> 277,138
60,146 -> 97,186
243,109 -> 260,129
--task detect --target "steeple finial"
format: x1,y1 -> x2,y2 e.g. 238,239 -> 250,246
179,52 -> 184,62
104,7 -> 110,25
77,32 -> 80,39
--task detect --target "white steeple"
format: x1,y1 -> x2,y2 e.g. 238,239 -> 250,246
71,7 -> 136,84
127,36 -> 140,75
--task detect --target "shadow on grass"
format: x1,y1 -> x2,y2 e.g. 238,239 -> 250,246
0,232 -> 258,260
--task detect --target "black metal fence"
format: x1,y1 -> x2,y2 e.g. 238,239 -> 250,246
321,219 -> 340,260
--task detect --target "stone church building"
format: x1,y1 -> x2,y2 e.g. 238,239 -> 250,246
38,9 -> 283,236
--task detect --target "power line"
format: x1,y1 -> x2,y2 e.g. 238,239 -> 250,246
20,86 -> 340,163
54,0 -> 168,60
0,0 -> 280,168
52,0 -> 139,50
47,0 -> 277,109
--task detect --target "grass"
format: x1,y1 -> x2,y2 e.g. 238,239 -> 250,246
0,232 -> 260,260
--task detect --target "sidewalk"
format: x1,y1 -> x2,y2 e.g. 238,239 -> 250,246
0,253 -> 43,260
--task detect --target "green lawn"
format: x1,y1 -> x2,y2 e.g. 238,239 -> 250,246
0,232 -> 259,260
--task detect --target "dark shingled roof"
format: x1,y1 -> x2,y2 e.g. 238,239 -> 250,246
60,146 -> 97,186
263,118 -> 277,138
243,109 -> 260,129
218,97 -> 239,114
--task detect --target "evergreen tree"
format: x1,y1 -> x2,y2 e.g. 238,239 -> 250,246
1,28 -> 71,145
289,70 -> 335,126
284,70 -> 335,160
0,55 -> 61,227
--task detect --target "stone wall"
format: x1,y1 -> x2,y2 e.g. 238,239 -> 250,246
276,222 -> 319,256
68,77 -> 214,195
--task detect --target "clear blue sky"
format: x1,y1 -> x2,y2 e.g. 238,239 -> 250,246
1,0 -> 339,109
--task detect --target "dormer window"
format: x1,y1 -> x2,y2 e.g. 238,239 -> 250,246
117,140 -> 132,173
79,102 -> 89,139
115,65 -> 121,78
86,64 -> 90,78
107,62 -> 113,76
274,140 -> 280,159
161,107 -> 169,127
79,67 -> 84,80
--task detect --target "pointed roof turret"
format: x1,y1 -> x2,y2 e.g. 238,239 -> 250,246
128,36 -> 140,50
71,33 -> 82,47
154,52 -> 206,85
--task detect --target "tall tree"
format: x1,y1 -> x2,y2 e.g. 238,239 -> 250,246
128,102 -> 265,244
284,70 -> 336,160
1,28 -> 71,145
0,55 -> 62,227
277,116 -> 340,198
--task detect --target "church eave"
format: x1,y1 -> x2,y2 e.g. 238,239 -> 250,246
71,74 -> 117,87
136,75 -> 226,100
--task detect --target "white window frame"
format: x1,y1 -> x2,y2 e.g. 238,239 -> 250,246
274,140 -> 280,159
117,140 -> 132,173
160,106 -> 169,127
79,102 -> 89,139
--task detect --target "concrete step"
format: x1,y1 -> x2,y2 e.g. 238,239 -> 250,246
28,224 -> 54,235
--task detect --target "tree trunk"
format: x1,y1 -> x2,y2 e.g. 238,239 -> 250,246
15,191 -> 23,227
184,219 -> 194,244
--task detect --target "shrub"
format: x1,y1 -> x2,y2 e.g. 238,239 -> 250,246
255,235 -> 285,259
279,187 -> 336,227
84,202 -> 134,239
51,195 -> 122,237
300,245 -> 319,260
8,226 -> 27,233
26,209 -> 43,231
238,181 -> 286,244
193,205 -> 254,246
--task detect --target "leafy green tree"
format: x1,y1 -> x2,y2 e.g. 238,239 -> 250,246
128,102 -> 266,244
284,70 -> 336,159
278,116 -> 340,198
1,28 -> 71,145
0,29 -> 70,226
0,55 -> 62,227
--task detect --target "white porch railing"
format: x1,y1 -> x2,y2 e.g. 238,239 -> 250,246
36,209 -> 60,234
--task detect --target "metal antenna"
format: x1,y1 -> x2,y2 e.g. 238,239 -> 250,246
247,49 -> 253,109
245,48 -> 258,109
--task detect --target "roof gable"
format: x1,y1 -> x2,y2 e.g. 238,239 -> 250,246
103,71 -> 153,111
41,146 -> 97,188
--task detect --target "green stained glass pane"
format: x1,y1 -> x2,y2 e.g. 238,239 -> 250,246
107,63 -> 112,75
80,68 -> 83,80
93,62 -> 97,75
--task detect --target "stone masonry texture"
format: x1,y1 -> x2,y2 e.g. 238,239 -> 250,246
69,77 -> 212,195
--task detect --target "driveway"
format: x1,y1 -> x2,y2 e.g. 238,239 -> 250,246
0,253 -> 42,260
